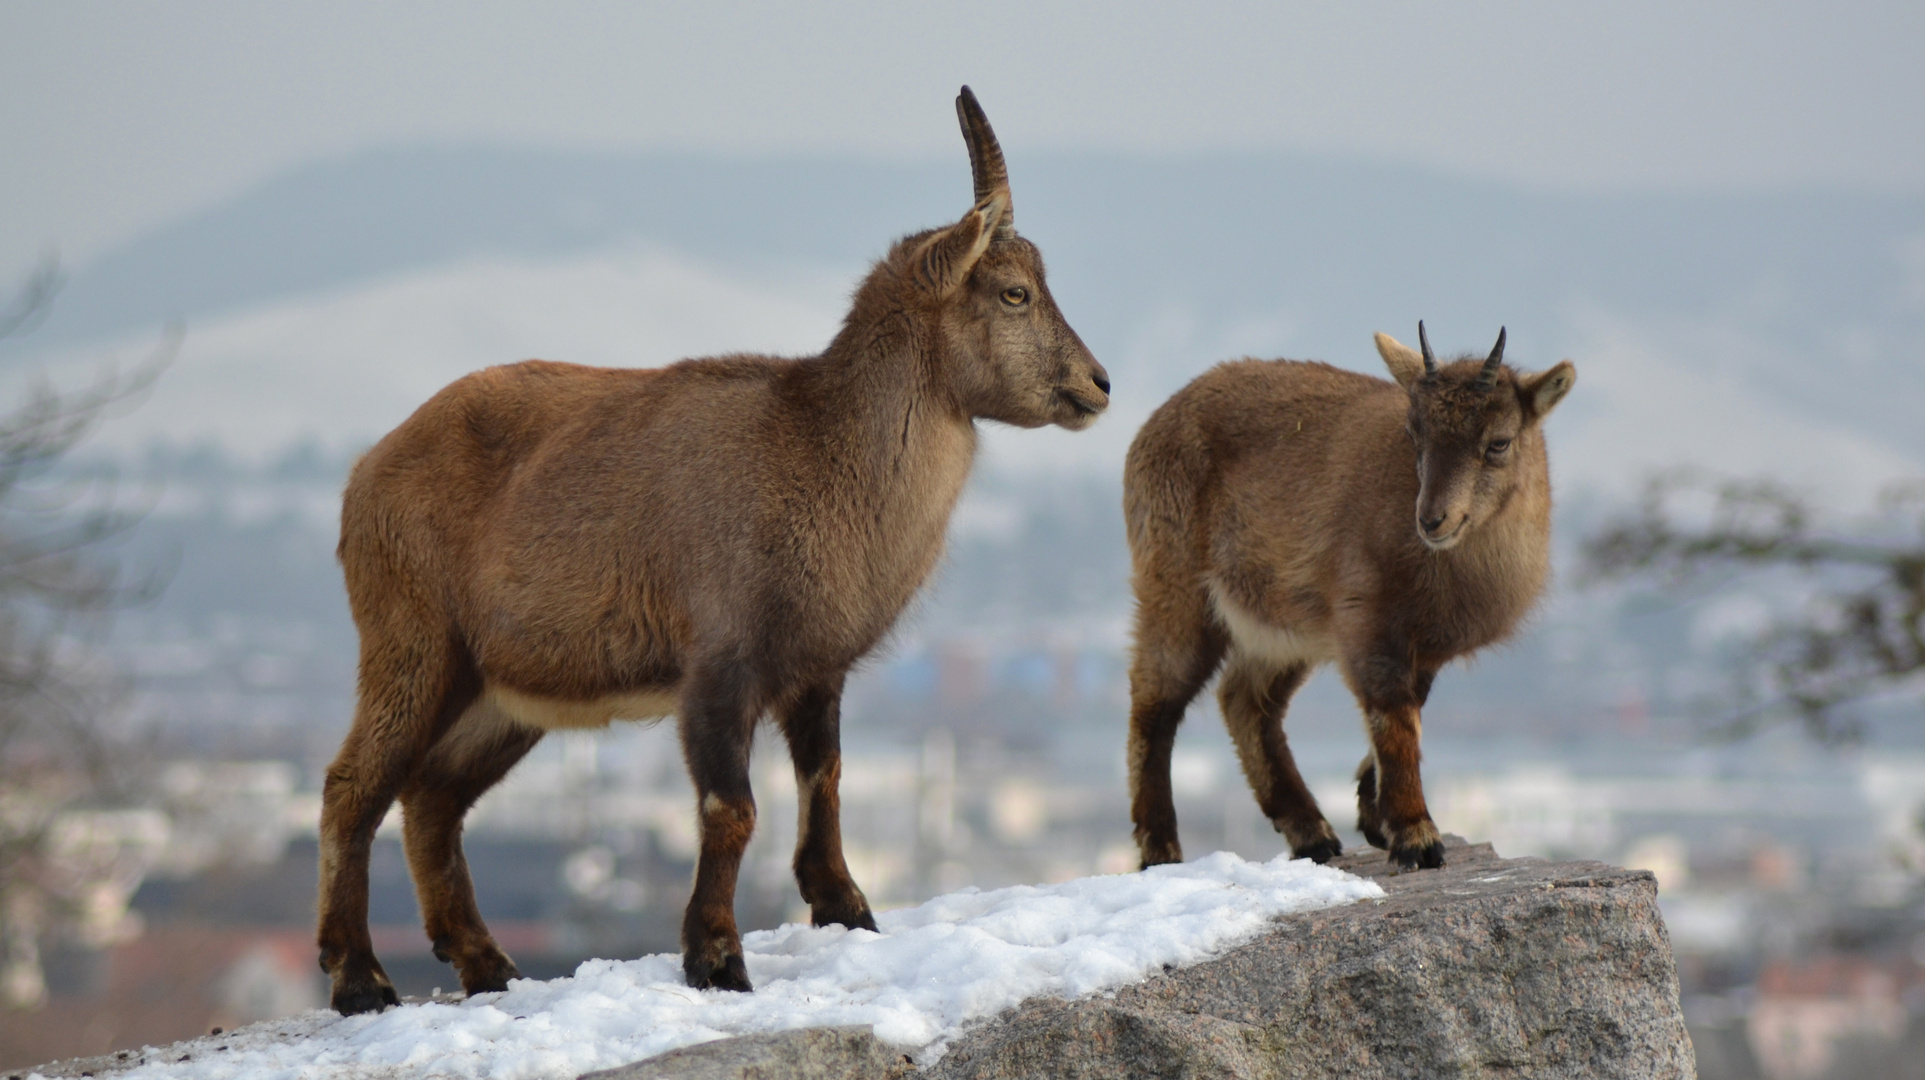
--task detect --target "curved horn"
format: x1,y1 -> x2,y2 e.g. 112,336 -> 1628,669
956,86 -> 1014,238
1418,320 -> 1437,377
1474,327 -> 1507,390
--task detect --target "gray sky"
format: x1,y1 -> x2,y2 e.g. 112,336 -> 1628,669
3,0 -> 1922,273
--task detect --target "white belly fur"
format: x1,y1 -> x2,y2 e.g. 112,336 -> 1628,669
1208,581 -> 1338,669
485,684 -> 679,731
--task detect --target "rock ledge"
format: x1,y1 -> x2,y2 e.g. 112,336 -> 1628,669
588,839 -> 1693,1080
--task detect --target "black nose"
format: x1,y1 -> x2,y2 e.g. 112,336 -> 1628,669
1420,515 -> 1447,535
1092,371 -> 1110,396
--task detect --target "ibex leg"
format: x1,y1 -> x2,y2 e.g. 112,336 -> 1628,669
678,664 -> 760,991
1218,656 -> 1341,862
318,637 -> 478,1014
400,701 -> 543,997
1126,599 -> 1226,868
778,678 -> 877,933
1345,655 -> 1444,870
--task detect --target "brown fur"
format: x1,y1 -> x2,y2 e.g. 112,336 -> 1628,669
316,87 -> 1109,1013
1124,327 -> 1574,871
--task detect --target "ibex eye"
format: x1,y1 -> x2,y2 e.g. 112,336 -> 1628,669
1487,438 -> 1512,455
1001,286 -> 1029,305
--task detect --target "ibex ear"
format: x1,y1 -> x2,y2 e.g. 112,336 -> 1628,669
1375,332 -> 1426,390
916,194 -> 1003,297
1520,360 -> 1577,420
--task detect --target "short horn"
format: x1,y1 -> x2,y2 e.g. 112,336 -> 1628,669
1418,320 -> 1437,376
956,85 -> 1014,238
1475,327 -> 1507,390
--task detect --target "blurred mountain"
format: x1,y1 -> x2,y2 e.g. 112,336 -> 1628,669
8,144 -> 1922,489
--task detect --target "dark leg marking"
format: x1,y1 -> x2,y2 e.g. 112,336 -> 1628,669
401,701 -> 543,996
1126,609 -> 1226,870
1219,657 -> 1341,863
1344,652 -> 1444,871
678,663 -> 761,991
318,637 -> 477,1015
778,678 -> 877,933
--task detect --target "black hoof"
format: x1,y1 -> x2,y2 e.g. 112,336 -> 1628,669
1359,823 -> 1388,851
331,980 -> 400,1016
1391,840 -> 1446,871
1294,836 -> 1345,864
1137,836 -> 1183,870
816,906 -> 879,933
686,952 -> 753,992
461,954 -> 520,995
462,970 -> 515,995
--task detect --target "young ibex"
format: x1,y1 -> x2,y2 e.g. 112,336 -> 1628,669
1124,325 -> 1574,871
317,88 -> 1109,1013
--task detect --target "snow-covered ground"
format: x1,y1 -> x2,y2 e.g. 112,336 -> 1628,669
69,852 -> 1380,1080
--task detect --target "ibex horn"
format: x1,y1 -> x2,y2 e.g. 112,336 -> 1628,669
1475,327 -> 1507,390
956,86 -> 1014,239
1418,320 -> 1437,377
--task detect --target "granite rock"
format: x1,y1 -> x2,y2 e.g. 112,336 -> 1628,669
578,1025 -> 913,1080
922,839 -> 1694,1079
588,839 -> 1693,1080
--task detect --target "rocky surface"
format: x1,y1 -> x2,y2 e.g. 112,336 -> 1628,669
590,839 -> 1694,1080
21,839 -> 1694,1080
578,1026 -> 914,1080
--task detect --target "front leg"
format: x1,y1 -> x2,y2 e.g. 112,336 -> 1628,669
678,665 -> 761,991
777,677 -> 876,933
1344,654 -> 1445,871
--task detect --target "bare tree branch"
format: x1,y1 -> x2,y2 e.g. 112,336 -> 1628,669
0,257 -> 62,341
1583,469 -> 1925,744
0,257 -> 174,1009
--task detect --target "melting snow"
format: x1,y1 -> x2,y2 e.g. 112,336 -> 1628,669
79,852 -> 1381,1080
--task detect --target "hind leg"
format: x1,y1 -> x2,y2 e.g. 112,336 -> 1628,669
1218,655 -> 1341,863
777,676 -> 876,933
1353,755 -> 1389,851
1128,580 -> 1228,869
400,699 -> 543,997
318,635 -> 478,1014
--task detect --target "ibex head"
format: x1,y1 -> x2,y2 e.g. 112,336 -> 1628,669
902,86 -> 1110,430
1375,323 -> 1576,551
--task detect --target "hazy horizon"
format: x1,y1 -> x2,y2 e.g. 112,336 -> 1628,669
6,2 -> 1923,273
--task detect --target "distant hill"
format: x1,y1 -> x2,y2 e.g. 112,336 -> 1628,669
9,144 -> 1923,473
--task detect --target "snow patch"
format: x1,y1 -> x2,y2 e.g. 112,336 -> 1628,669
82,852 -> 1380,1080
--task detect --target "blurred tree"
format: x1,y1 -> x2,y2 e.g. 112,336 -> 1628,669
1584,469 -> 1925,744
0,257 -> 173,1009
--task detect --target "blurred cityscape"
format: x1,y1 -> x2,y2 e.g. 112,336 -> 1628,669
0,450 -> 1921,1080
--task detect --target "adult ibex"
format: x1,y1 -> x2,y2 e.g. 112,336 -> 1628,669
317,87 -> 1109,1013
1124,325 -> 1574,871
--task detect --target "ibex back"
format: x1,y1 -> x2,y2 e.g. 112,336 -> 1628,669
318,87 -> 1109,1013
1124,325 -> 1574,871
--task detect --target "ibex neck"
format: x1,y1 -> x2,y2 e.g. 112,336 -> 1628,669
809,315 -> 969,458
788,321 -> 978,629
